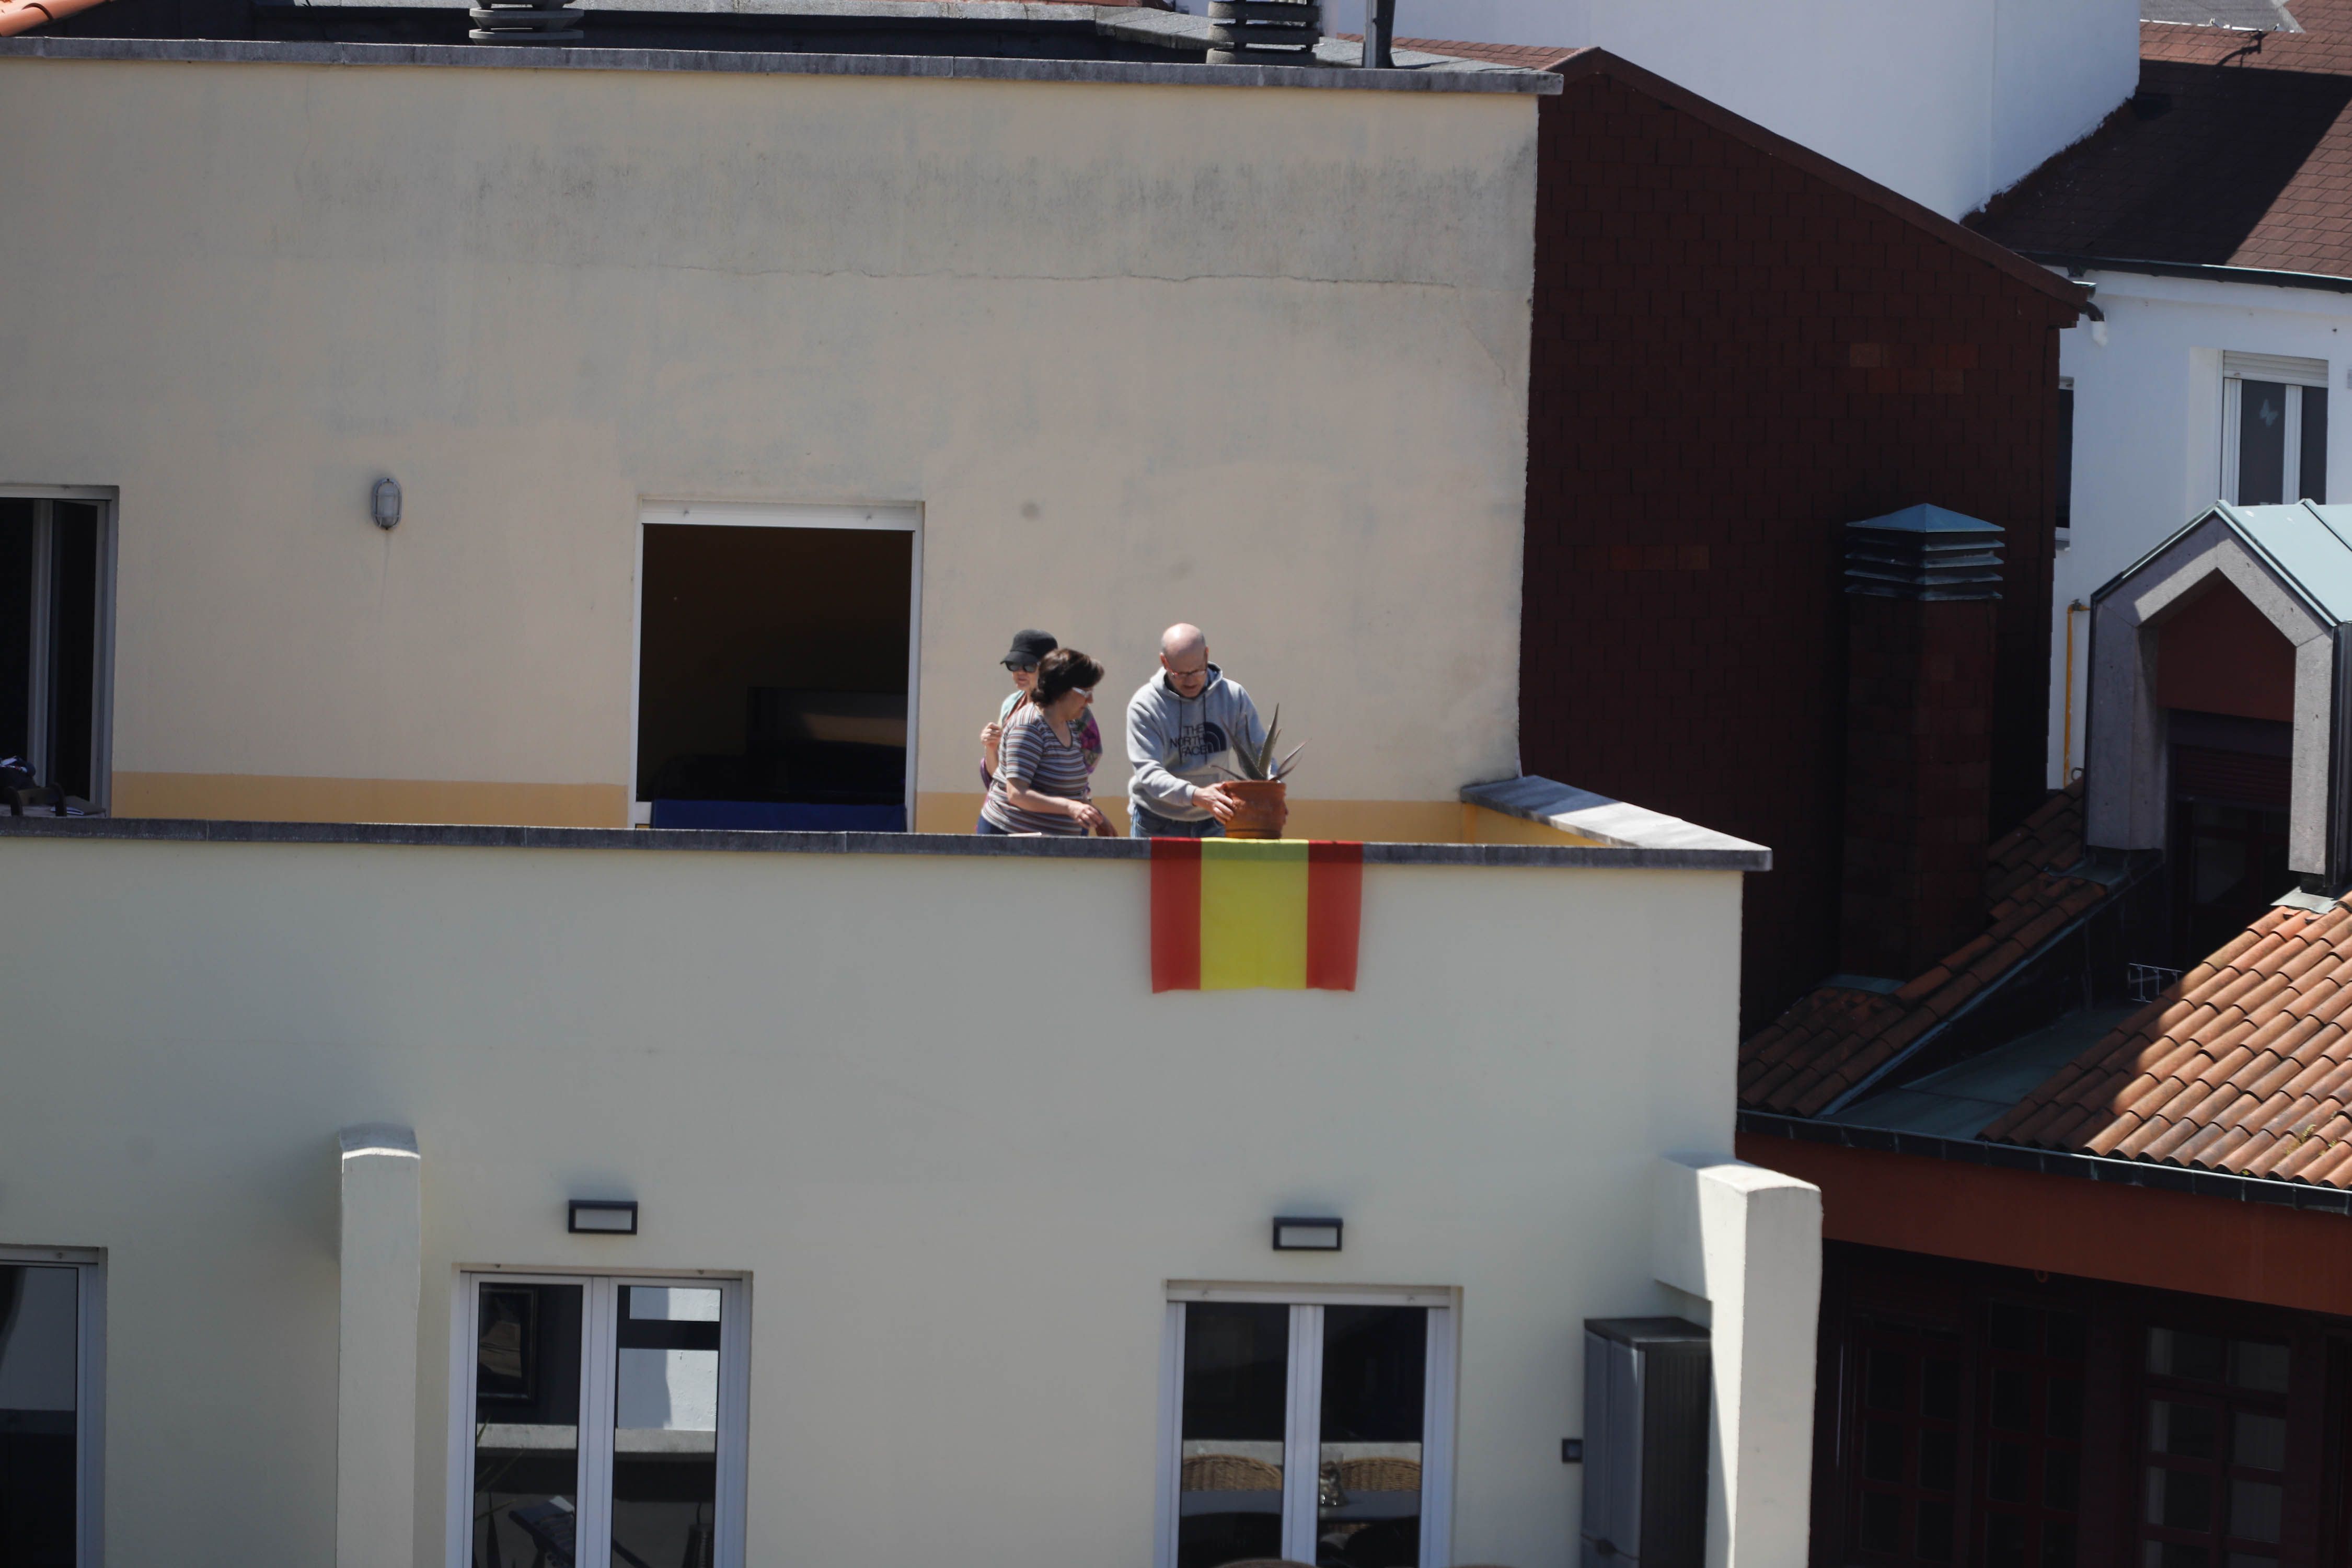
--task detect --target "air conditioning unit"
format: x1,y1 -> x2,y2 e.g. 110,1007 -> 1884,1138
1581,1317 -> 1710,1568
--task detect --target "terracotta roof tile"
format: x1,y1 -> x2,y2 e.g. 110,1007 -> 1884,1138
1740,782 -> 2103,1115
1983,884 -> 2352,1190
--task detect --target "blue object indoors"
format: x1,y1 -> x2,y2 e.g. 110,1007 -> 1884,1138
650,800 -> 907,833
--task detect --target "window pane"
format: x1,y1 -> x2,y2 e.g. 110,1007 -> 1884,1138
2049,1376 -> 2085,1441
1319,1306 -> 1426,1568
0,1265 -> 78,1564
1916,1496 -> 1954,1563
2240,381 -> 2288,505
2302,385 -> 2328,503
1919,1427 -> 1956,1491
1991,1365 -> 2030,1431
2229,1342 -> 2289,1395
2057,386 -> 2076,532
2046,1447 -> 2081,1511
2233,1412 -> 2287,1472
474,1282 -> 583,1568
1866,1346 -> 1907,1411
2047,1312 -> 2088,1363
44,503 -> 99,802
2150,1400 -> 2222,1459
0,502 -> 32,762
1179,1304 -> 1288,1568
1864,1421 -> 1903,1483
1921,1356 -> 1960,1422
1986,1510 -> 2025,1568
1858,1490 -> 1901,1554
1988,1439 -> 2028,1502
2151,1329 -> 2228,1384
2045,1518 -> 2079,1568
2229,1479 -> 2284,1545
2149,1465 -> 2215,1531
612,1285 -> 722,1568
2148,1543 -> 2211,1568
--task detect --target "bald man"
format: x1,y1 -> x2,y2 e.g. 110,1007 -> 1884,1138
1125,623 -> 1268,837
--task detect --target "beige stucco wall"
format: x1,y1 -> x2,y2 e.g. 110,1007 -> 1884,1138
0,829 -> 1750,1567
0,54 -> 1539,835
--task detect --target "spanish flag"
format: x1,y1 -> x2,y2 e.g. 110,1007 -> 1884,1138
1150,839 -> 1364,992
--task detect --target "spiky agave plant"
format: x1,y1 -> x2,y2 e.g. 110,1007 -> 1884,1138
1222,706 -> 1305,783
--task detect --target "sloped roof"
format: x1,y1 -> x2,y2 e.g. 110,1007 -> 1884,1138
1740,783 -> 2107,1114
2096,500 -> 2352,624
1973,3 -> 2352,278
1985,896 -> 2352,1186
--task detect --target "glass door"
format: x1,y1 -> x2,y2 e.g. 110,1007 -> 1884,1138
458,1275 -> 746,1568
1162,1295 -> 1454,1568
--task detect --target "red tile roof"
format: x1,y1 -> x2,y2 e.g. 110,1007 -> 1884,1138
1973,5 -> 2352,277
1392,36 -> 1578,70
1740,783 -> 2106,1115
1984,896 -> 2352,1186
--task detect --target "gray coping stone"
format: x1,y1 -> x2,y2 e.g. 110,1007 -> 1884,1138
0,31 -> 1562,91
1461,775 -> 1772,861
0,812 -> 1768,870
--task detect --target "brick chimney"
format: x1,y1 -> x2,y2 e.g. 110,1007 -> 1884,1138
1839,505 -> 2003,980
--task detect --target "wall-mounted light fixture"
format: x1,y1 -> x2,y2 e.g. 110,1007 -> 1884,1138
371,477 -> 402,531
1272,1216 -> 1342,1252
568,1199 -> 638,1235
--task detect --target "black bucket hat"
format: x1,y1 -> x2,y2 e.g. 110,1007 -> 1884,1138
1001,629 -> 1057,668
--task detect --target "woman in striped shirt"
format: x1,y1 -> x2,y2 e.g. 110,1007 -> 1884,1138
978,648 -> 1112,836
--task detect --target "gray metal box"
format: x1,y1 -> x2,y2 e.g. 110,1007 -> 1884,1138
1580,1317 -> 1710,1568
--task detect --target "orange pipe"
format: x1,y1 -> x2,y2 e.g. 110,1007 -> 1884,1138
0,0 -> 110,35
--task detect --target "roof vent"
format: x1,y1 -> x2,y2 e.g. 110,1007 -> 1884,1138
1844,504 -> 2004,602
1207,0 -> 1322,64
469,0 -> 582,42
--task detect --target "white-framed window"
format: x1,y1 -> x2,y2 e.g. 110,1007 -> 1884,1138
2221,353 -> 2328,506
0,1245 -> 106,1567
1155,1286 -> 1457,1568
1,488 -> 117,811
446,1272 -> 751,1568
628,501 -> 922,833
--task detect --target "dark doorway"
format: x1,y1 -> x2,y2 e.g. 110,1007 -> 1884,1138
635,522 -> 913,832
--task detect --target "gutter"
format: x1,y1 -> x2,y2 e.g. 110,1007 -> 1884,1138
2022,248 -> 2352,298
1739,1109 -> 2352,1217
0,0 -> 106,33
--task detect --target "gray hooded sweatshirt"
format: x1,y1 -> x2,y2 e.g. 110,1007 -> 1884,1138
1126,663 -> 1268,822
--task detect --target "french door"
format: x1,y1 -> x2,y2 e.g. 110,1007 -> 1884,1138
452,1274 -> 749,1568
1157,1292 -> 1455,1568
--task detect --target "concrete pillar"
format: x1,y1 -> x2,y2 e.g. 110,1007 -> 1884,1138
1653,1156 -> 1823,1568
337,1125 -> 421,1568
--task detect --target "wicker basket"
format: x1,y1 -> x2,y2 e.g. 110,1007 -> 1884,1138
1181,1452 -> 1284,1492
1336,1456 -> 1422,1494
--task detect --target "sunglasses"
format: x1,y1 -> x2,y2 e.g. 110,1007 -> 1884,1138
1003,659 -> 1039,673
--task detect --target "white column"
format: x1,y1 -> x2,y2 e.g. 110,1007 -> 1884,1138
1652,1156 -> 1822,1568
338,1124 -> 422,1568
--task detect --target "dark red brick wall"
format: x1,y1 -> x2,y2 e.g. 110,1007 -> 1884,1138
1840,595 -> 1999,980
1520,74 -> 2076,1031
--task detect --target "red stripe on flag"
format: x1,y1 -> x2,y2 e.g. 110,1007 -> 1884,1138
1305,840 -> 1363,991
1150,837 -> 1203,992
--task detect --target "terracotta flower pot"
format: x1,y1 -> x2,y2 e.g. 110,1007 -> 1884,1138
1221,779 -> 1290,839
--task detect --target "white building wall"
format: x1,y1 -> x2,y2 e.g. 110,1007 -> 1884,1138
0,828 -> 1793,1568
2048,272 -> 2352,784
1253,0 -> 2141,219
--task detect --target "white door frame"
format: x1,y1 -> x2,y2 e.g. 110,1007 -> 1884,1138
0,1244 -> 106,1568
628,500 -> 923,829
445,1270 -> 752,1568
1155,1287 -> 1459,1568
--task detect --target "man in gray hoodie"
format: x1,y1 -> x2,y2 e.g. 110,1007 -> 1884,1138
1126,622 -> 1267,837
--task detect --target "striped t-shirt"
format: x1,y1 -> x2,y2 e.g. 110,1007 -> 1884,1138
981,703 -> 1096,835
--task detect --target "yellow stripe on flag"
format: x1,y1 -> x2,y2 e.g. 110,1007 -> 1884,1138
1198,839 -> 1310,990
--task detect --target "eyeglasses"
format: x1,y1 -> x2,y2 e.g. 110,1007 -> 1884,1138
1004,660 -> 1039,673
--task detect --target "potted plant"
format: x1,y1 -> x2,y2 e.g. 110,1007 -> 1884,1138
1218,708 -> 1304,839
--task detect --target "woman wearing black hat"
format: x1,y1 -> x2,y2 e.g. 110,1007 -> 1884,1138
978,629 -> 1101,829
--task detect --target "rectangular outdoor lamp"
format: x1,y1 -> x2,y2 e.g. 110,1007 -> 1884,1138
568,1199 -> 638,1235
1272,1216 -> 1342,1251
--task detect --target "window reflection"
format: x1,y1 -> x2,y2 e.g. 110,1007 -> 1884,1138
1318,1306 -> 1427,1568
473,1282 -> 584,1568
0,1266 -> 78,1565
1177,1304 -> 1288,1568
612,1285 -> 722,1568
